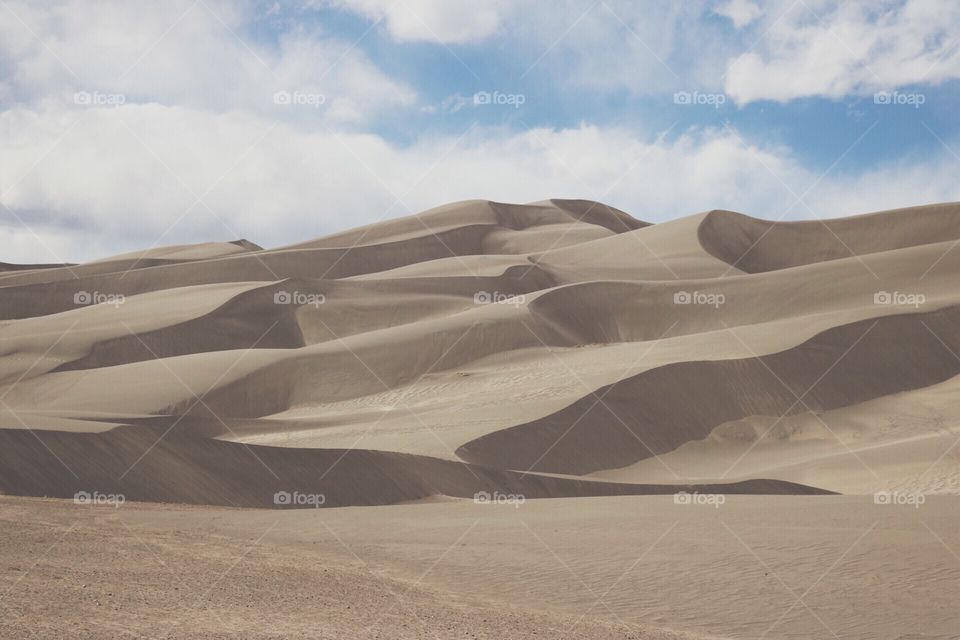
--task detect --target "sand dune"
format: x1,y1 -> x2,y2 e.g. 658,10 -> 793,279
595,370 -> 960,494
457,306 -> 960,476
699,202 -> 960,272
3,199 -> 960,509
0,425 -> 825,508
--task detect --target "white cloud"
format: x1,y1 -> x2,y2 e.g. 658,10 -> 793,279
319,0 -> 509,43
420,93 -> 471,114
0,224 -> 89,266
724,0 -> 960,104
3,102 -> 958,263
714,0 -> 762,29
0,0 -> 416,122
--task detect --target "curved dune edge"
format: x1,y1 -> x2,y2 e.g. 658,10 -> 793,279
456,305 -> 960,475
0,261 -> 75,273
698,202 -> 960,273
0,425 -> 832,508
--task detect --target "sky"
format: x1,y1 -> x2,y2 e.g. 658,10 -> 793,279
1,0 -> 960,263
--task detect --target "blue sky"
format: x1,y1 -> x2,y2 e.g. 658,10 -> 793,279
274,1 -> 960,171
1,0 -> 959,262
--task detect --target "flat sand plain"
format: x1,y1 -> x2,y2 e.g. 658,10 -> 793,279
2,495 -> 958,639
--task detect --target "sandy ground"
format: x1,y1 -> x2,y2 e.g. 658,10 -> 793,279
0,496 -> 700,640
2,495 -> 958,639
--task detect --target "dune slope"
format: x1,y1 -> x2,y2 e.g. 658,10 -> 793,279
3,199 -> 959,505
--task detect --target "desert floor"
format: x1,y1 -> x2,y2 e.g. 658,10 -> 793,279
2,495 -> 958,639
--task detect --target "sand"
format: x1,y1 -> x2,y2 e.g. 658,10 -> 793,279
2,199 -> 960,637
2,495 -> 957,639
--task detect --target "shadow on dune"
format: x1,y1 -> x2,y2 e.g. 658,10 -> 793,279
0,425 -> 831,507
457,305 -> 960,475
698,202 -> 960,273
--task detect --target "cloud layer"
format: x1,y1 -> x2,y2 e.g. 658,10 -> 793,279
1,0 -> 959,263
724,0 -> 960,104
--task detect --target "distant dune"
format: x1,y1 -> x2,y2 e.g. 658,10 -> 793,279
3,199 -> 960,506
